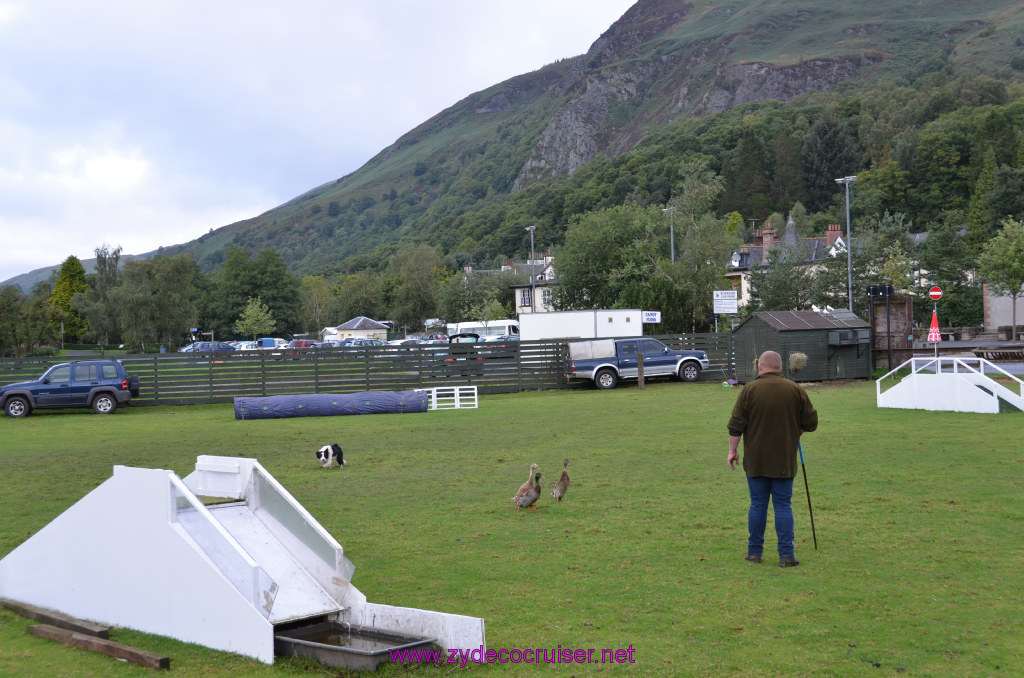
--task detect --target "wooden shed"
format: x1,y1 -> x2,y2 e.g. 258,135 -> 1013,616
732,310 -> 872,383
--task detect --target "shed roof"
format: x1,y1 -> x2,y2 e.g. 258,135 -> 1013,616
335,316 -> 389,331
749,310 -> 869,331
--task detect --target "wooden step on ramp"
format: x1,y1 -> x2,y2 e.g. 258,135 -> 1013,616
3,598 -> 110,637
28,624 -> 171,670
4,599 -> 169,670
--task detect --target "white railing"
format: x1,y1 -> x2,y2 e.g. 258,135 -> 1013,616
877,356 -> 1024,413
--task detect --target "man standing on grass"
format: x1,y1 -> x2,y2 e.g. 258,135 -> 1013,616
727,350 -> 818,567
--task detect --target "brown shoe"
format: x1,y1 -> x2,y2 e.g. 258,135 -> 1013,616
745,553 -> 762,563
779,557 -> 800,568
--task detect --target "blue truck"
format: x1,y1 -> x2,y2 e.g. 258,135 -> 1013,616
564,338 -> 710,389
1,359 -> 140,417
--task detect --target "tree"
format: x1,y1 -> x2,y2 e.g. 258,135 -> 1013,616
388,244 -> 443,331
236,297 -> 277,339
966,148 -> 997,249
2,282 -> 59,356
299,275 -> 332,336
748,245 -> 816,311
553,206 -> 651,310
111,254 -> 204,350
72,245 -> 122,351
49,255 -> 89,341
978,218 -> 1024,340
801,111 -> 859,212
916,210 -> 982,327
207,246 -> 300,338
0,286 -> 24,356
332,271 -> 386,324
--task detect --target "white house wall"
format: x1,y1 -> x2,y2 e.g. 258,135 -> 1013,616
983,284 -> 1024,333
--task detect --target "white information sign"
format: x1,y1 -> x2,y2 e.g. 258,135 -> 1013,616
713,290 -> 738,314
642,311 -> 662,324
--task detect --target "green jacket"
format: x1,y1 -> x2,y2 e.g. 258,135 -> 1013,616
727,372 -> 818,478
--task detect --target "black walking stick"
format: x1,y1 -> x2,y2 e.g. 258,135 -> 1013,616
798,441 -> 818,550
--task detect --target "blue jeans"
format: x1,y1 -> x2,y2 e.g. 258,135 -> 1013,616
746,476 -> 795,558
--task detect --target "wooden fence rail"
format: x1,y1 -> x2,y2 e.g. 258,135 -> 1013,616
0,334 -> 737,406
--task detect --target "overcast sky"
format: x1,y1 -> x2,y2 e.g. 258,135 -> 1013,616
0,0 -> 636,284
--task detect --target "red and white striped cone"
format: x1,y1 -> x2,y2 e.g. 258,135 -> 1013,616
928,310 -> 942,343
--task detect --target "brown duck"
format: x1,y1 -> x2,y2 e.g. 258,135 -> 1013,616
551,458 -> 570,502
512,463 -> 539,506
516,473 -> 542,511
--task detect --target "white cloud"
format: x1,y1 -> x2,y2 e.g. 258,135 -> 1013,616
0,0 -> 635,283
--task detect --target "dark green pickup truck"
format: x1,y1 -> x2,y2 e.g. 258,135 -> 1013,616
1,360 -> 141,417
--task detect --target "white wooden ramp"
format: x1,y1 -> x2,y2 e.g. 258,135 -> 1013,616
877,357 -> 1024,413
0,456 -> 485,663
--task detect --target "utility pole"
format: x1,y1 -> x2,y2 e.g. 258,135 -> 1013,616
525,226 -> 536,312
835,175 -> 857,312
661,207 -> 676,262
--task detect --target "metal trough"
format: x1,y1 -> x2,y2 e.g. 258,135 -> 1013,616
275,621 -> 434,671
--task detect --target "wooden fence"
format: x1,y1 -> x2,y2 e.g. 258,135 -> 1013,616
0,335 -> 737,406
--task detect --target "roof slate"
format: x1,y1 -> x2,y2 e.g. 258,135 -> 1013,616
754,310 -> 869,331
335,316 -> 389,330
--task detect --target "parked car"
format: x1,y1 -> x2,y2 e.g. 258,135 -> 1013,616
1,360 -> 141,417
235,341 -> 258,351
285,339 -> 321,350
256,338 -> 288,350
338,338 -> 384,347
179,341 -> 236,352
565,337 -> 709,389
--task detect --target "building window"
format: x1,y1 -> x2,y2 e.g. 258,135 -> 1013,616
519,288 -> 532,308
542,289 -> 552,307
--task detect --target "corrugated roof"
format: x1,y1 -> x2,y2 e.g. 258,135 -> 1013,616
754,310 -> 869,331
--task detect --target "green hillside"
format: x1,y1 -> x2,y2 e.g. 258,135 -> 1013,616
156,0 -> 1024,277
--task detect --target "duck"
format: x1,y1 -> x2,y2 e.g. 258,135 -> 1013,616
551,458 -> 570,502
516,473 -> 542,511
512,463 -> 540,506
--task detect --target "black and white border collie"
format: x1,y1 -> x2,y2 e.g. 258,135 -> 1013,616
316,443 -> 345,469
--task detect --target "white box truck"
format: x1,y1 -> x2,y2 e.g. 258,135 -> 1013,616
518,310 -> 644,341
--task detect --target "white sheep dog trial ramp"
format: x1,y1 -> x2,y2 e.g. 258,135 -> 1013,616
0,456 -> 485,664
876,356 -> 1024,413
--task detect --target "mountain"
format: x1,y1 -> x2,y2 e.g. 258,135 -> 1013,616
7,0 -> 1024,288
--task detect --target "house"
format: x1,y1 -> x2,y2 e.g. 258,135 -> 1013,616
725,217 -> 846,306
982,285 -> 1024,338
321,316 -> 389,342
459,253 -> 559,316
510,255 -> 557,315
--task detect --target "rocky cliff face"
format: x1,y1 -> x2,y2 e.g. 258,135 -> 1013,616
512,0 -> 878,191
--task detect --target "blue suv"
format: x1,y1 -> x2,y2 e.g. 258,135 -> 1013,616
1,360 -> 141,417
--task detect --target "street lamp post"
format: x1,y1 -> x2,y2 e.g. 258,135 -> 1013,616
835,175 -> 857,312
525,226 -> 536,313
661,207 -> 676,262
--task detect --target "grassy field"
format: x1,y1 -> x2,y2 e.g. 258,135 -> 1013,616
0,380 -> 1021,677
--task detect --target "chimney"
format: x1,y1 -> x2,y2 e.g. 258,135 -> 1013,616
826,224 -> 842,248
761,228 -> 776,250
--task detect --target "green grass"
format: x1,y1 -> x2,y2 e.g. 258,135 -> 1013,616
1,381 -> 1021,677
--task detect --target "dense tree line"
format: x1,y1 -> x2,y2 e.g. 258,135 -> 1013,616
0,242 -> 526,355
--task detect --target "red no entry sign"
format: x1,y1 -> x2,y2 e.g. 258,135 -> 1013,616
929,286 -> 943,301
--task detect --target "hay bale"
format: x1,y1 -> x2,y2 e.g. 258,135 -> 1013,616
788,352 -> 808,372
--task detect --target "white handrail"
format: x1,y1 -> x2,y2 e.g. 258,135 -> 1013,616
877,356 -> 1024,410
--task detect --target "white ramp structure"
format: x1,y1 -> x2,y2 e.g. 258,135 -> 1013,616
0,456 -> 484,664
877,357 -> 1024,413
